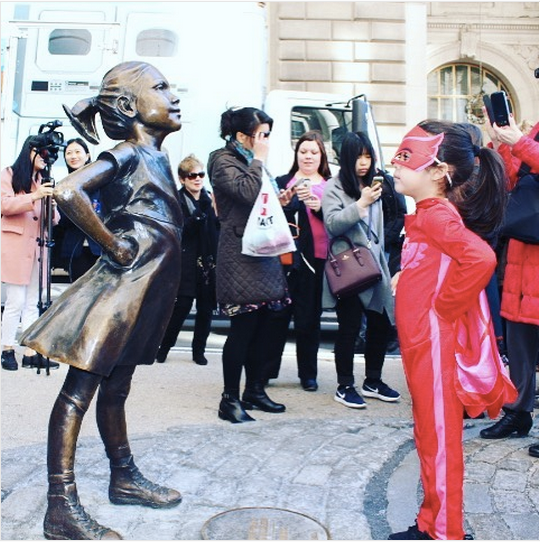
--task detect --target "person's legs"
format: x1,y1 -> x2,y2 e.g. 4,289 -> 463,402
480,320 -> 537,439
156,295 -> 194,362
1,282 -> 25,370
333,295 -> 367,409
262,304 -> 292,381
242,306 -> 286,413
401,320 -> 465,540
361,310 -> 400,402
334,295 -> 364,387
218,311 -> 258,423
97,365 -> 182,508
191,289 -> 214,365
44,366 -> 121,539
293,259 -> 324,385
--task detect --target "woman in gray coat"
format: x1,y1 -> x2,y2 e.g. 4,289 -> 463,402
208,107 -> 289,423
322,131 -> 400,409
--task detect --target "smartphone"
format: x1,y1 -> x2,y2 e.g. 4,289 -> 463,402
490,91 -> 511,127
482,94 -> 495,125
372,175 -> 384,188
292,177 -> 310,190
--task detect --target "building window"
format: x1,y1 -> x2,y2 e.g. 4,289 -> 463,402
136,29 -> 177,57
428,64 -> 513,124
48,29 -> 92,55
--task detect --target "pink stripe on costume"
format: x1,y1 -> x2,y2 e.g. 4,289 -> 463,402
427,253 -> 452,539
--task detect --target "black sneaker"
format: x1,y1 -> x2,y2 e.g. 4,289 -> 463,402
362,379 -> 401,402
334,385 -> 366,409
1,349 -> 18,371
388,523 -> 433,540
301,379 -> 318,392
193,353 -> 208,365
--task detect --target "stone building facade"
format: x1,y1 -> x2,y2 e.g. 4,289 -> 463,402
267,1 -> 539,165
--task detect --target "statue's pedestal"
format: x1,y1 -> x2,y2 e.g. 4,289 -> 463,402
201,506 -> 330,540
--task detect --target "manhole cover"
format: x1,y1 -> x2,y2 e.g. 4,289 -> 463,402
201,506 -> 330,540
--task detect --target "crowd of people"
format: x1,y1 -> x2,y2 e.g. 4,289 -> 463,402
1,59 -> 537,540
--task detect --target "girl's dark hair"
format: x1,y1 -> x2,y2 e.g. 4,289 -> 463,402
288,130 -> 332,179
338,131 -> 377,199
419,119 -> 507,243
10,136 -> 38,194
219,107 -> 273,140
64,138 -> 92,173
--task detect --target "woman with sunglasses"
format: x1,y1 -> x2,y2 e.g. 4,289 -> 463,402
156,154 -> 219,365
207,106 -> 289,423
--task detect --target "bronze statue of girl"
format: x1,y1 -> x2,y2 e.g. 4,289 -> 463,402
21,61 -> 184,540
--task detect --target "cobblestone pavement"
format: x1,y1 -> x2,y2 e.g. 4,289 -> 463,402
1,341 -> 538,540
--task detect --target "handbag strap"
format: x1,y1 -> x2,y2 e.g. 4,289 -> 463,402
360,205 -> 376,248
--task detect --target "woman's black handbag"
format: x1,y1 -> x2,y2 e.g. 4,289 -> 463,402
500,173 -> 539,245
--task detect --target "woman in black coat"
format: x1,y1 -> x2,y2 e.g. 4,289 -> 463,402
156,154 -> 219,365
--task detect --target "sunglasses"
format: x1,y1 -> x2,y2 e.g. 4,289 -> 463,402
246,131 -> 271,139
186,172 -> 206,180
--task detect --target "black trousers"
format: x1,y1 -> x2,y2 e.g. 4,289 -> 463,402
263,258 -> 324,381
505,320 -> 539,412
222,306 -> 274,395
334,294 -> 391,387
160,289 -> 214,356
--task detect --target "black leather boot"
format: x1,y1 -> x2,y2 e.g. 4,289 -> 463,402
218,393 -> 255,423
44,479 -> 122,540
242,383 -> 286,413
480,409 -> 533,439
109,455 -> 182,508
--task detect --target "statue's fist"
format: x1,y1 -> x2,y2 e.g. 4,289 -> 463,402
111,235 -> 138,266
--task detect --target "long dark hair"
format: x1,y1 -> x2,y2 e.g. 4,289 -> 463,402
338,131 -> 377,199
10,136 -> 39,194
64,138 -> 92,173
219,107 -> 273,140
418,120 -> 507,243
288,130 -> 332,179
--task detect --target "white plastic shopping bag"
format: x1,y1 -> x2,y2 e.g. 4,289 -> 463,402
241,175 -> 297,257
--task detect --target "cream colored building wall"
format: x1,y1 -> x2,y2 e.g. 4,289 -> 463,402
268,1 -> 539,167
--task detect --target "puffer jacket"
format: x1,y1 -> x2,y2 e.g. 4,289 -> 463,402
499,123 -> 539,325
207,142 -> 286,305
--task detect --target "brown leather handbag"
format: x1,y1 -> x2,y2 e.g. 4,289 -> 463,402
324,208 -> 382,298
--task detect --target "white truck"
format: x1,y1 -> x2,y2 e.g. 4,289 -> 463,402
1,1 -> 383,180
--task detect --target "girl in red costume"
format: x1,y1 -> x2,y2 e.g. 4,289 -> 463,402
389,122 -> 517,540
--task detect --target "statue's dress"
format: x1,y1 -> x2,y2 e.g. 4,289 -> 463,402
21,142 -> 183,376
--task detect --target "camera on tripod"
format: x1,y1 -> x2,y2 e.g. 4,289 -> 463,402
28,120 -> 66,165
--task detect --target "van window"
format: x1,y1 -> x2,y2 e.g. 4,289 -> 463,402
291,106 -> 352,166
48,29 -> 92,55
136,29 -> 177,57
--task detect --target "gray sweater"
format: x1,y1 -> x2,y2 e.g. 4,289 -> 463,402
321,175 -> 395,323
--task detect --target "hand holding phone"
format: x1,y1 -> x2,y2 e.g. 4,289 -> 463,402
371,175 -> 384,188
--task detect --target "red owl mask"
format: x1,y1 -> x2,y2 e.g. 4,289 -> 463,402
391,126 -> 445,171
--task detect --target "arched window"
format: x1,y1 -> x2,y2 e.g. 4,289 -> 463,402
428,64 -> 513,124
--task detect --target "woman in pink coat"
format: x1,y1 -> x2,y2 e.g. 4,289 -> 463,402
1,136 -> 60,371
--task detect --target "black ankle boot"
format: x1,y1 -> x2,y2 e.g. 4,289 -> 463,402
218,393 -> 255,423
242,384 -> 286,413
480,409 -> 533,439
109,455 -> 182,508
44,481 -> 122,540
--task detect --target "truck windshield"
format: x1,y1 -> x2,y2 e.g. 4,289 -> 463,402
291,106 -> 352,167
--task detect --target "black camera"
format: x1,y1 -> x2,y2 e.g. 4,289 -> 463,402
28,120 -> 65,165
483,91 -> 512,127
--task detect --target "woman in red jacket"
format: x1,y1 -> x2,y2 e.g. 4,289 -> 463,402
1,136 -> 60,371
480,114 -> 539,455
